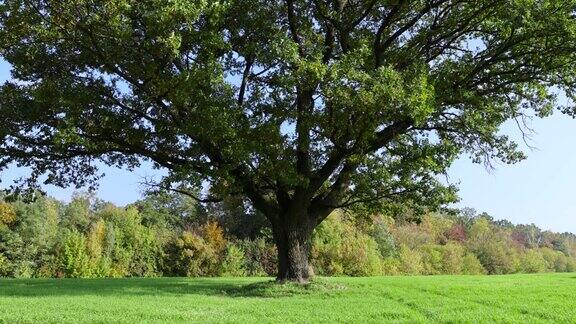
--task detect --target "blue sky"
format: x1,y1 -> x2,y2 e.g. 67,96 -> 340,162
1,59 -> 575,233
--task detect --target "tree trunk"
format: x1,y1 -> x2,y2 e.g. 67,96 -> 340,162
272,222 -> 314,283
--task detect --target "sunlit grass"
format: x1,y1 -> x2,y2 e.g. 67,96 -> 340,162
0,273 -> 575,323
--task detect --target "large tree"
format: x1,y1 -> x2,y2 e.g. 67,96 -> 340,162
0,0 -> 575,282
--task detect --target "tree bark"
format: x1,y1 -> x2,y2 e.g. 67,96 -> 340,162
271,218 -> 314,283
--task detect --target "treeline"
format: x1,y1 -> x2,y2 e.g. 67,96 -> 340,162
0,192 -> 575,278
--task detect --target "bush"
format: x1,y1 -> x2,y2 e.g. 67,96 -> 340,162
221,244 -> 247,277
520,249 -> 547,273
312,212 -> 382,276
398,245 -> 424,275
473,241 -> 520,274
468,219 -> 520,274
461,253 -> 486,275
238,237 -> 277,276
539,248 -> 566,272
92,257 -> 113,278
201,221 -> 227,253
0,253 -> 10,276
163,231 -> 217,277
381,257 -> 400,275
340,234 -> 382,276
566,258 -> 576,272
59,230 -> 92,278
445,223 -> 467,243
369,220 -> 397,258
419,244 -> 444,275
441,242 -> 466,275
13,260 -> 34,278
36,255 -> 59,278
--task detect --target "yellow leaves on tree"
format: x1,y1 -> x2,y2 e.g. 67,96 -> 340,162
201,221 -> 226,253
0,202 -> 16,225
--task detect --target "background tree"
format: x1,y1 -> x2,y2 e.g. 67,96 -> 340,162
1,0 -> 575,282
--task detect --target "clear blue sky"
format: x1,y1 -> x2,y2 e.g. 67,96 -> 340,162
1,59 -> 575,233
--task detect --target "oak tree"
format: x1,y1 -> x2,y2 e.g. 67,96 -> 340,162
1,0 -> 575,282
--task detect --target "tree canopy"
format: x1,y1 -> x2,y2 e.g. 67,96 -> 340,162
1,0 -> 575,281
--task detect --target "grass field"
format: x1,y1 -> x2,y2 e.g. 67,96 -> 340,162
0,273 -> 575,323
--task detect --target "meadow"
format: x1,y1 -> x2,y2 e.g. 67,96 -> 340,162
0,273 -> 575,323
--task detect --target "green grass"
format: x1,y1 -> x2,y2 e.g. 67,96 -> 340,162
1,273 -> 575,323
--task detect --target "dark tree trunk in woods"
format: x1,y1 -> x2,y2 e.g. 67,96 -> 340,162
270,211 -> 317,283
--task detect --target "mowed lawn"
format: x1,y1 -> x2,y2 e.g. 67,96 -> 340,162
0,273 -> 575,323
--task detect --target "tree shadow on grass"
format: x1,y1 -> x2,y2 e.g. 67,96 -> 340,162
223,279 -> 347,298
0,278 -> 248,298
0,277 -> 347,299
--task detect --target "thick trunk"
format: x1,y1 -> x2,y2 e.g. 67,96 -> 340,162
272,222 -> 314,283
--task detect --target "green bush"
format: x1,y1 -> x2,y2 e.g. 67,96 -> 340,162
398,245 -> 424,275
312,212 -> 382,276
221,244 -> 247,277
163,231 -> 217,277
381,257 -> 400,275
566,258 -> 576,272
520,249 -> 547,273
59,230 -> 92,278
0,253 -> 10,276
461,253 -> 486,275
441,242 -> 466,275
420,244 -> 444,275
473,241 -> 520,274
467,219 -> 520,275
539,248 -> 566,272
369,219 -> 397,258
238,237 -> 277,276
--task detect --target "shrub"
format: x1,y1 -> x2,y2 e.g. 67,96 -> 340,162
421,214 -> 454,244
551,254 -> 568,273
163,231 -> 217,277
92,257 -> 113,278
59,230 -> 92,278
473,240 -> 520,274
566,258 -> 576,272
13,260 -> 34,278
221,244 -> 247,277
419,244 -> 444,275
461,253 -> 486,275
239,237 -> 277,276
162,222 -> 229,277
520,249 -> 547,273
340,233 -> 382,276
0,253 -> 10,276
36,255 -> 59,278
381,257 -> 400,275
129,227 -> 162,277
369,220 -> 397,258
441,242 -> 466,274
468,219 -> 520,274
539,248 -> 565,272
398,245 -> 423,275
312,212 -> 382,276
